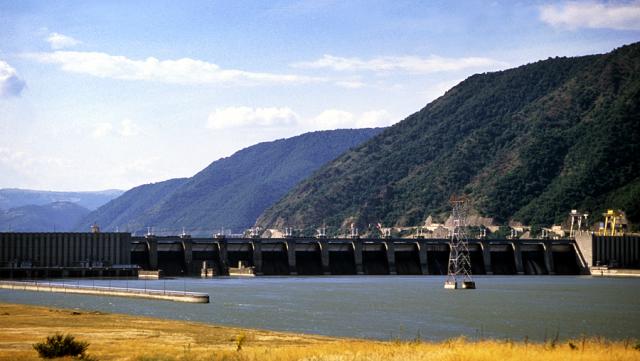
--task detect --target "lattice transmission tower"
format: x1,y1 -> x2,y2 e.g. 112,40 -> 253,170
444,195 -> 476,289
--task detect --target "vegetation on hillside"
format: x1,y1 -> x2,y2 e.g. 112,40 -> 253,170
257,43 -> 640,232
0,201 -> 90,232
77,129 -> 381,235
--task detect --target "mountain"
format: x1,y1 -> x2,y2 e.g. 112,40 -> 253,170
0,201 -> 90,232
257,43 -> 640,232
77,128 -> 382,235
0,188 -> 123,211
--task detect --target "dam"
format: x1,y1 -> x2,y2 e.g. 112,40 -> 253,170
2,232 -> 632,277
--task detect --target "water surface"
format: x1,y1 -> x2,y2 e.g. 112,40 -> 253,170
1,276 -> 638,341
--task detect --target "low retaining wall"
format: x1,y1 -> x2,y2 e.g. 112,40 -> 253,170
589,267 -> 640,278
0,280 -> 209,303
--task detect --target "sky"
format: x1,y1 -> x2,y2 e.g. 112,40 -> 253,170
1,0 -> 639,192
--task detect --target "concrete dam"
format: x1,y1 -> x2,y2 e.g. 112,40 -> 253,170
1,232 -> 627,277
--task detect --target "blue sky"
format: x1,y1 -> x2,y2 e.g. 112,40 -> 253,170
1,0 -> 639,191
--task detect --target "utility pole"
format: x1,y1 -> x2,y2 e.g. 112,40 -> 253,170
444,195 -> 475,290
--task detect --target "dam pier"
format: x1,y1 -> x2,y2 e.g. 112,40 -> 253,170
3,231 -> 637,277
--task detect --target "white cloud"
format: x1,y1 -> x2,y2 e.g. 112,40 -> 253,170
0,147 -> 72,174
207,107 -> 299,129
92,122 -> 113,138
540,1 -> 640,31
0,60 -> 26,97
292,54 -> 507,73
120,118 -> 141,137
312,109 -> 355,129
29,51 -> 323,86
90,119 -> 142,138
206,106 -> 394,131
358,110 -> 392,128
335,80 -> 366,89
46,32 -> 81,50
310,109 -> 394,129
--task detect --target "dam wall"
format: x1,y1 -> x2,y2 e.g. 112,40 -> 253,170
0,232 -> 607,277
135,235 -> 586,276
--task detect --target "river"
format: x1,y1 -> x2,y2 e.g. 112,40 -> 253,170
1,276 -> 638,341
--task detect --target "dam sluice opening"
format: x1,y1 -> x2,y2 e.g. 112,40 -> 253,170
468,246 -> 486,275
227,244 -> 253,274
295,244 -> 323,275
490,245 -> 517,275
329,245 -> 356,275
521,246 -> 548,275
157,247 -> 186,276
261,244 -> 289,275
192,247 -> 221,276
130,243 -> 150,270
552,245 -> 580,275
427,245 -> 449,275
394,244 -> 421,275
362,244 -> 389,275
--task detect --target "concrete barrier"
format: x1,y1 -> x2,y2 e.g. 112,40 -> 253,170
0,280 -> 209,303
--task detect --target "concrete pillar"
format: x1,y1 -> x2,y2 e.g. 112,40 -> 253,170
385,241 -> 396,275
512,241 -> 524,275
286,240 -> 297,275
122,234 -> 131,264
574,232 -> 593,269
145,237 -> 158,270
181,237 -> 193,275
481,240 -> 493,275
96,232 -> 103,264
417,241 -> 429,275
319,241 -> 331,275
217,239 -> 228,275
544,240 -> 555,275
352,240 -> 364,275
252,241 -> 263,275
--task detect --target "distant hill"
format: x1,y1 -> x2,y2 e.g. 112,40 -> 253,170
0,201 -> 90,232
0,188 -> 123,211
77,128 -> 382,235
257,43 -> 640,232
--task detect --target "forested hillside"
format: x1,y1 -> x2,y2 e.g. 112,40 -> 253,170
257,43 -> 640,231
77,129 -> 381,235
0,202 -> 89,232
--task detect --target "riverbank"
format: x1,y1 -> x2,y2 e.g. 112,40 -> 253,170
0,303 -> 638,361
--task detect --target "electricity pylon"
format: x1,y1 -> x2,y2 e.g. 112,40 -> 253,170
444,195 -> 476,289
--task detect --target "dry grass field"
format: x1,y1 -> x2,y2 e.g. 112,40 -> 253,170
0,302 -> 638,361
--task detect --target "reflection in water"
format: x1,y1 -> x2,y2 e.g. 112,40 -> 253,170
0,276 -> 638,341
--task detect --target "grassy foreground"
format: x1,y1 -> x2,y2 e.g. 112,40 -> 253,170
0,303 -> 637,361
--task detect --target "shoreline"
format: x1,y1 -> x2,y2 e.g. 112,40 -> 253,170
0,302 -> 638,361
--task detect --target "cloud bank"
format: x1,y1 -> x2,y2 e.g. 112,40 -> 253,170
91,119 -> 142,138
207,107 -> 299,129
540,1 -> 640,31
30,51 -> 323,86
207,107 -> 393,131
0,60 -> 25,97
46,32 -> 81,49
292,54 -> 507,73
